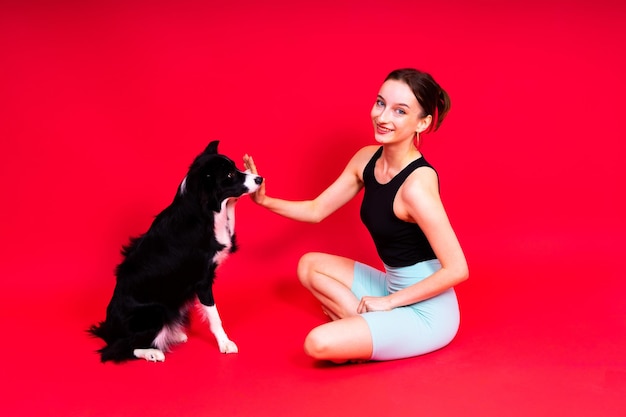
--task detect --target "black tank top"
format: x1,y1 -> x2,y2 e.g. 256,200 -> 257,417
360,147 -> 437,267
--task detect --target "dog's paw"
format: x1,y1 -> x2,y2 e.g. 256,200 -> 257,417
218,339 -> 239,354
176,332 -> 188,344
133,348 -> 165,362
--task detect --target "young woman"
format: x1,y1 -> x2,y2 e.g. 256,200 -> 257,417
243,68 -> 468,363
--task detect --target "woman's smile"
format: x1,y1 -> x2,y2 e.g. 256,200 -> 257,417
375,123 -> 394,134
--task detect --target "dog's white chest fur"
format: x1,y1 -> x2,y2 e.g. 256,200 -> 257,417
212,198 -> 237,264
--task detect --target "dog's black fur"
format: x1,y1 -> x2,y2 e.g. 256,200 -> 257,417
89,141 -> 262,362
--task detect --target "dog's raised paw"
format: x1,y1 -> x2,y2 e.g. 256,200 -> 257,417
133,348 -> 165,362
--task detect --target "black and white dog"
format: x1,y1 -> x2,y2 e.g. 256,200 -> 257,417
89,141 -> 262,362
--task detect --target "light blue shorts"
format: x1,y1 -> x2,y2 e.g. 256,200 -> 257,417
352,259 -> 460,361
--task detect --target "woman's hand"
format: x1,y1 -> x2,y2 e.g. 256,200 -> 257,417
243,154 -> 266,206
357,295 -> 394,314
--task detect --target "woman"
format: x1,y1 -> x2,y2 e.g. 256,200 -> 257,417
243,68 -> 468,363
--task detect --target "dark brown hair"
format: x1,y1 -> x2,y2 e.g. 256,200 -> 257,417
385,68 -> 451,133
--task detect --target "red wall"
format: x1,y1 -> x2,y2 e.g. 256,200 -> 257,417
1,0 -> 624,300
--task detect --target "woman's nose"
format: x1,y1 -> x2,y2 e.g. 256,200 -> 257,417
376,107 -> 390,123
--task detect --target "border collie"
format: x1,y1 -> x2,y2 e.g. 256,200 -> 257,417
89,141 -> 262,362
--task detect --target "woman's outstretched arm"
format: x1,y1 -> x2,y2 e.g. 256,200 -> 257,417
243,147 -> 376,223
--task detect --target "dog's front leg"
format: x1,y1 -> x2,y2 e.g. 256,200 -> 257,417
202,304 -> 238,354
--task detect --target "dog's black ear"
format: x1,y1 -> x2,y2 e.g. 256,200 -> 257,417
204,140 -> 220,155
201,188 -> 223,213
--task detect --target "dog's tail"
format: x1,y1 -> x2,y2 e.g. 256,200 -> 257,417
87,321 -> 135,362
87,321 -> 108,340
97,339 -> 138,363
88,305 -> 167,362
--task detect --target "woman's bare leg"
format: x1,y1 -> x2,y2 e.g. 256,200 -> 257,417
304,316 -> 373,363
297,252 -> 360,320
297,252 -> 374,363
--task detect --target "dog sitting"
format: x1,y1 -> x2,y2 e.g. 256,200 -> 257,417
89,141 -> 262,362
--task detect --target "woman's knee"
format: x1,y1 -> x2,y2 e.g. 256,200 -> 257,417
303,320 -> 373,363
297,252 -> 323,287
303,327 -> 331,360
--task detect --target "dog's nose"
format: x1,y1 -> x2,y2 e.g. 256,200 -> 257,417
254,176 -> 263,185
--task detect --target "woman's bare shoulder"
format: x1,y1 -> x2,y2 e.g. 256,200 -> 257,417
344,145 -> 379,174
351,145 -> 380,163
401,166 -> 440,204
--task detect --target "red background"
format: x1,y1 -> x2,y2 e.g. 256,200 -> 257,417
1,1 -> 625,416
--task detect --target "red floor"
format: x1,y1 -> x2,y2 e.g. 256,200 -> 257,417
2,230 -> 624,417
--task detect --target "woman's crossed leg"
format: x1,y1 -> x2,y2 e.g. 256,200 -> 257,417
297,252 -> 373,363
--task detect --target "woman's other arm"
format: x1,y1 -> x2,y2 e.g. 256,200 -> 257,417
358,167 -> 468,313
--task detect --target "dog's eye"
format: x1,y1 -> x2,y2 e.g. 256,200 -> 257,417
227,172 -> 235,179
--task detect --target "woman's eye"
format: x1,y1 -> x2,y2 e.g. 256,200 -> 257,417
395,108 -> 406,115
375,99 -> 384,107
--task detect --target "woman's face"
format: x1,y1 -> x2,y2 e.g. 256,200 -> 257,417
370,79 -> 429,144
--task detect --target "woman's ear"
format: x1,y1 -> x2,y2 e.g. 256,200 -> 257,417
416,114 -> 433,134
